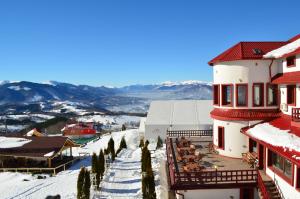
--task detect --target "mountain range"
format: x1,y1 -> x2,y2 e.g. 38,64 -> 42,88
0,80 -> 212,114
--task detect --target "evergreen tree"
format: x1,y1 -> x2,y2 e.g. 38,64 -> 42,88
141,146 -> 156,199
83,170 -> 91,199
117,136 -> 127,155
145,140 -> 149,147
121,124 -> 126,131
91,153 -> 98,174
108,137 -> 115,161
77,167 -> 85,199
99,149 -> 105,178
156,136 -> 163,149
139,138 -> 144,148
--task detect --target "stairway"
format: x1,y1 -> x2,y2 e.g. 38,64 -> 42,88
258,171 -> 282,199
262,180 -> 281,199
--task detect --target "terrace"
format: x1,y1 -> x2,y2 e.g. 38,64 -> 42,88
166,136 -> 257,190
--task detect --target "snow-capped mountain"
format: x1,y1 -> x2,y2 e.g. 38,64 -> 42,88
0,80 -> 212,114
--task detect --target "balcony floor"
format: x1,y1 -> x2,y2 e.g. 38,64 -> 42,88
173,137 -> 254,172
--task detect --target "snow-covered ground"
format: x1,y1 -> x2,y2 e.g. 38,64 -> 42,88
0,129 -> 167,199
77,114 -> 142,126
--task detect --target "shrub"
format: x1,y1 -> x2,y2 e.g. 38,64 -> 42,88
156,136 -> 163,149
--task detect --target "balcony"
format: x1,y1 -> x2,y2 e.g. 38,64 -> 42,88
166,137 -> 257,190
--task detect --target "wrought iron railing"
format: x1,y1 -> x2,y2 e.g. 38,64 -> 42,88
292,108 -> 300,122
167,129 -> 213,138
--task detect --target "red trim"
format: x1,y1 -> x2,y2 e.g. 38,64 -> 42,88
213,84 -> 220,106
235,83 -> 248,107
217,126 -> 225,150
252,83 -> 264,107
267,149 -> 294,186
272,71 -> 300,84
296,166 -> 300,189
266,83 -> 278,106
286,56 -> 296,67
287,85 -> 296,106
221,84 -> 233,107
210,108 -> 281,121
208,42 -> 287,66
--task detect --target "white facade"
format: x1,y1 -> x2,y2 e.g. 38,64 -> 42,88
175,188 -> 259,199
144,100 -> 213,141
211,45 -> 300,197
213,119 -> 260,158
213,60 -> 278,109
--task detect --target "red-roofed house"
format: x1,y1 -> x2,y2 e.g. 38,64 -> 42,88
170,34 -> 300,199
207,34 -> 300,199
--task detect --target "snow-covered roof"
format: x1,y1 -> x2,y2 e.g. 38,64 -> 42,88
146,100 -> 213,128
247,123 -> 300,153
44,151 -> 55,157
0,137 -> 31,148
264,38 -> 300,58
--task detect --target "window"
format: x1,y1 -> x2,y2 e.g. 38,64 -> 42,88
268,150 -> 293,180
267,84 -> 278,106
217,126 -> 224,149
213,85 -> 220,105
253,83 -> 264,107
287,56 -> 296,67
287,85 -> 296,106
236,84 -> 248,107
221,85 -> 233,106
249,139 -> 257,153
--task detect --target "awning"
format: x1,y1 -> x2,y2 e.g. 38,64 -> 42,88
271,71 -> 300,84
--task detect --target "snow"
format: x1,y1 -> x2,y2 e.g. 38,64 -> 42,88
0,124 -> 28,132
44,151 -> 55,157
264,38 -> 300,58
77,114 -> 141,126
0,137 -> 31,148
247,123 -> 300,152
8,86 -> 22,91
0,129 -> 167,199
26,129 -> 35,136
50,101 -> 89,115
8,86 -> 31,91
161,80 -> 212,87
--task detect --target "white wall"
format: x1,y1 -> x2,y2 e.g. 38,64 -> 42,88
279,84 -> 300,115
213,60 -> 278,109
176,188 -> 240,199
144,124 -> 170,141
265,149 -> 300,199
213,119 -> 260,158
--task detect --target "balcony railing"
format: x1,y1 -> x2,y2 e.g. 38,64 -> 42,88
257,171 -> 271,199
167,129 -> 213,138
166,138 -> 257,189
292,108 -> 300,122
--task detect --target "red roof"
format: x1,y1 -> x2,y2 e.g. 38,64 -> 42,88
208,42 -> 287,66
288,34 -> 300,42
281,46 -> 300,58
271,71 -> 300,84
210,108 -> 281,121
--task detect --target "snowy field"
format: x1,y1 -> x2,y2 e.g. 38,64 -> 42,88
77,114 -> 142,126
0,129 -> 167,199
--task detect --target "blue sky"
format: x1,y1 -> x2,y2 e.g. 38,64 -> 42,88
0,0 -> 299,86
